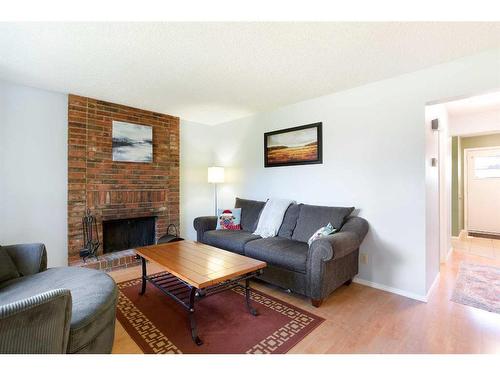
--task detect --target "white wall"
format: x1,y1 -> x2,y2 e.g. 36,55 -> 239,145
202,48 -> 500,300
424,105 -> 441,291
179,119 -> 214,240
424,103 -> 451,291
449,108 -> 500,136
0,81 -> 68,267
441,112 -> 453,264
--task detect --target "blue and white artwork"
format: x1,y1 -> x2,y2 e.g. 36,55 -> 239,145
112,121 -> 153,163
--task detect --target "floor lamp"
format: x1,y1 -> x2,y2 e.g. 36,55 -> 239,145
208,167 -> 225,215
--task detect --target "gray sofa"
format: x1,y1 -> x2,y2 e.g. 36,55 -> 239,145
0,243 -> 117,354
194,198 -> 368,307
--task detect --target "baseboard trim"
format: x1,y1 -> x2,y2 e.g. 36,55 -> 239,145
426,272 -> 440,301
353,277 -> 428,302
447,246 -> 453,261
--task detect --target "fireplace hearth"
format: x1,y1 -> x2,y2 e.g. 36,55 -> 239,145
103,216 -> 157,254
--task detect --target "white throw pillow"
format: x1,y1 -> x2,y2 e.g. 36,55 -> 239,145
253,198 -> 295,238
307,223 -> 336,246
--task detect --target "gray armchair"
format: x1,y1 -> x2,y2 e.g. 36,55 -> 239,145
0,243 -> 117,354
0,289 -> 72,354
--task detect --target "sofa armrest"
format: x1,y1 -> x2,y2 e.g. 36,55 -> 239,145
0,289 -> 72,354
306,219 -> 368,301
2,243 -> 48,276
193,216 -> 217,242
308,231 -> 360,263
339,216 -> 369,242
307,216 -> 368,263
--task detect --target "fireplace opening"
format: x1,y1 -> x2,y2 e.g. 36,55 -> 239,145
102,216 -> 156,254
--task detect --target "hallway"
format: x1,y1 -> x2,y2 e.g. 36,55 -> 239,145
452,235 -> 500,260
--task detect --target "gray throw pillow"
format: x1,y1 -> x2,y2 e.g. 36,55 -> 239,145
292,204 -> 354,243
277,203 -> 301,239
234,197 -> 266,232
0,247 -> 20,283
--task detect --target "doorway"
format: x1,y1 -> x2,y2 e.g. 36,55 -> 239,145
464,146 -> 500,237
428,91 -> 500,265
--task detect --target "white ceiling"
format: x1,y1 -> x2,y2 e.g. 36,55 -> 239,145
1,22 -> 500,125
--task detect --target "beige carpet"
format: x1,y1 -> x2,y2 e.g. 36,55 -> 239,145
451,262 -> 500,314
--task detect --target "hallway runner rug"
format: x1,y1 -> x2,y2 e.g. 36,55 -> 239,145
116,274 -> 325,353
451,262 -> 500,314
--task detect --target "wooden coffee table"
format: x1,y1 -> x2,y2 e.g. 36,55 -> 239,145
135,240 -> 266,345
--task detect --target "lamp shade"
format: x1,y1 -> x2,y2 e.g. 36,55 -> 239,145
208,167 -> 225,183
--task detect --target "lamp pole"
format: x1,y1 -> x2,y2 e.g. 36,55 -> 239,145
208,166 -> 224,217
214,182 -> 218,216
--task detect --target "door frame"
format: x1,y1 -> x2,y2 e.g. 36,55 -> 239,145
463,145 -> 500,235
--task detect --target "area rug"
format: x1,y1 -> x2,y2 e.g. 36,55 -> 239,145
116,274 -> 324,354
451,262 -> 500,314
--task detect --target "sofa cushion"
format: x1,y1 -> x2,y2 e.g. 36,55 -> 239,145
0,267 -> 117,353
235,197 -> 266,232
244,237 -> 309,273
277,203 -> 301,239
203,230 -> 261,254
0,247 -> 20,284
292,204 -> 354,243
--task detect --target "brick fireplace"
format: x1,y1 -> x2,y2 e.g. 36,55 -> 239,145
67,94 -> 179,270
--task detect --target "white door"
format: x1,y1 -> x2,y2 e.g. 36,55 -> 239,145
466,147 -> 500,235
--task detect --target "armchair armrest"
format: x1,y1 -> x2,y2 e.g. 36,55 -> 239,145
0,289 -> 72,353
193,216 -> 217,242
2,243 -> 47,276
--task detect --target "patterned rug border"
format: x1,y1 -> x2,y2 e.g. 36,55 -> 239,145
451,262 -> 500,314
117,273 -> 325,354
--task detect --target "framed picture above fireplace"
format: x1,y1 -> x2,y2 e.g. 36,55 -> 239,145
264,122 -> 322,167
112,121 -> 153,163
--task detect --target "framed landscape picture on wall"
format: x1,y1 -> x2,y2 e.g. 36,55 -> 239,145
264,122 -> 322,167
112,121 -> 153,163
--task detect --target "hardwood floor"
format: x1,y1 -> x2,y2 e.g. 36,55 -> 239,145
110,250 -> 500,354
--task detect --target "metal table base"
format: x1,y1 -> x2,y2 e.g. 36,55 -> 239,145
139,256 -> 261,345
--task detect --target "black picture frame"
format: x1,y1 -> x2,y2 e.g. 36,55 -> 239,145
264,122 -> 323,168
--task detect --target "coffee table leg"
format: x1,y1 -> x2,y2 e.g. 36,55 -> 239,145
245,279 -> 258,316
139,256 -> 147,295
189,288 -> 203,346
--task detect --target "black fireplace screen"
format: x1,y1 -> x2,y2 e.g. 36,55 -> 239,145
103,216 -> 156,253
